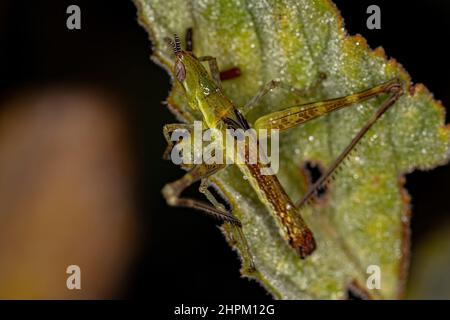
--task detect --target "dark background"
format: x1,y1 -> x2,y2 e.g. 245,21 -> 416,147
0,0 -> 449,299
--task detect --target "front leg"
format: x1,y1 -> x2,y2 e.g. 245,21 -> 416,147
198,55 -> 243,88
186,27 -> 241,83
199,56 -> 223,89
162,163 -> 256,271
163,123 -> 193,161
162,163 -> 238,224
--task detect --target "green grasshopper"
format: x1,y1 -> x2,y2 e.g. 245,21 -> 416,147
161,30 -> 403,268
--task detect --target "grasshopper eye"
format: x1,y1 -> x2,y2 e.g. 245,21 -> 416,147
175,60 -> 186,82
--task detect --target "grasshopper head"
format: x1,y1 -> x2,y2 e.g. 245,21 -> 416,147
167,34 -> 215,111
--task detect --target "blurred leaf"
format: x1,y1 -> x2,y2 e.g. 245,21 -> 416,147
134,0 -> 450,299
0,90 -> 137,299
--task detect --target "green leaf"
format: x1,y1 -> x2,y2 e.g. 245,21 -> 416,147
134,0 -> 450,299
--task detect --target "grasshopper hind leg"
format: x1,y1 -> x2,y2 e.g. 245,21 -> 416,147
295,80 -> 404,208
